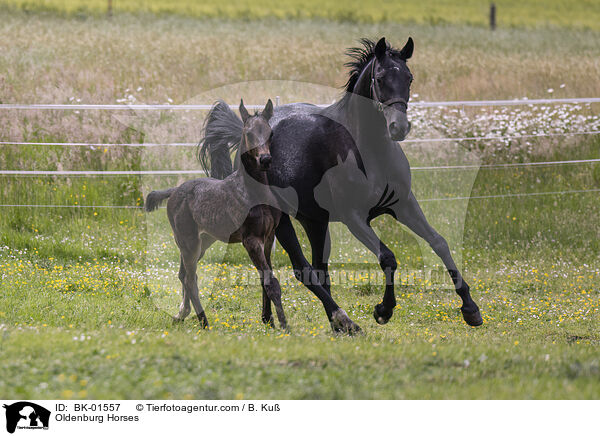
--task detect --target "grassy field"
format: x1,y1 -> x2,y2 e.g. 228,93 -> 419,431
1,9 -> 599,399
2,0 -> 600,30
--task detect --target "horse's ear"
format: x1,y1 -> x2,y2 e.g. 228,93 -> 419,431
374,37 -> 387,61
239,99 -> 250,123
262,99 -> 273,121
399,37 -> 414,60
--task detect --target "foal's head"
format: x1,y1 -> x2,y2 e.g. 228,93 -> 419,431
239,99 -> 274,173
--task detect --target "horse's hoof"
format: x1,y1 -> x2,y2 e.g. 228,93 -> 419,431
373,303 -> 393,325
461,308 -> 483,326
330,309 -> 363,335
172,316 -> 184,325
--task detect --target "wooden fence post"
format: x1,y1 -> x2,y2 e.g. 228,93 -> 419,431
108,0 -> 113,17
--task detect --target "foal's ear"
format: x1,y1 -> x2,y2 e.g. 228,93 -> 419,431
374,37 -> 387,61
262,99 -> 274,121
239,99 -> 250,123
399,37 -> 414,60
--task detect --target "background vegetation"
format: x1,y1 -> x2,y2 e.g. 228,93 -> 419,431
0,2 -> 598,399
2,0 -> 600,29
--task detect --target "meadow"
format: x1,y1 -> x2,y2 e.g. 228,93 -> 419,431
2,0 -> 600,30
0,8 -> 599,399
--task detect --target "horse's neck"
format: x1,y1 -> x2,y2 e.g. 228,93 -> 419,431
331,85 -> 410,191
343,92 -> 395,159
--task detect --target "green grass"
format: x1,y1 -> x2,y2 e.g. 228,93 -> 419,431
2,0 -> 600,30
1,150 -> 599,399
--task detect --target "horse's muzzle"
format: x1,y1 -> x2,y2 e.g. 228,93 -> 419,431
389,120 -> 411,141
259,154 -> 272,170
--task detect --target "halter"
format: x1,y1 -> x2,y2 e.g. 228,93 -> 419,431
369,57 -> 408,112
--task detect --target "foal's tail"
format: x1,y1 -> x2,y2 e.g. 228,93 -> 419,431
145,188 -> 176,212
198,100 -> 243,180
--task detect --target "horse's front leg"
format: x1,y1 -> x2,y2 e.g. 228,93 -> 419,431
343,213 -> 398,324
392,192 -> 483,326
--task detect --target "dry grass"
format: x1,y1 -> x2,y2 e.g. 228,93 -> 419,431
0,13 -> 599,168
2,14 -> 600,104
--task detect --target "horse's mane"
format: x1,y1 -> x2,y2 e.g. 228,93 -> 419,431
323,38 -> 403,116
344,38 -> 378,93
343,38 -> 403,93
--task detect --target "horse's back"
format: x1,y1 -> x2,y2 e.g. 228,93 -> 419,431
270,103 -> 320,128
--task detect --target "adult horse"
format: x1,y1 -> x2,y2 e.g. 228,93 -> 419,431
199,37 -> 483,333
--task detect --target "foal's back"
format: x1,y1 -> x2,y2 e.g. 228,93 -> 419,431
166,174 -> 256,243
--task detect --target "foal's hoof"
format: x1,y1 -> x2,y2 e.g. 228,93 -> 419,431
172,316 -> 185,325
330,309 -> 362,335
262,314 -> 275,328
197,312 -> 209,329
461,307 -> 483,326
373,303 -> 393,325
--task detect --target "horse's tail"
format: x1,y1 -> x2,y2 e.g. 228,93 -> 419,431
145,188 -> 176,212
198,100 -> 243,180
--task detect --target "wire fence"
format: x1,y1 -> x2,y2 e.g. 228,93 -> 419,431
1,157 -> 599,176
2,130 -> 599,149
1,97 -> 600,111
1,187 -> 599,209
2,97 -> 598,209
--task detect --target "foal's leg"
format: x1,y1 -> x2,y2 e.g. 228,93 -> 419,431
173,234 -> 215,324
275,214 -> 360,334
341,213 -> 398,325
243,236 -> 287,330
173,255 -> 191,322
299,218 -> 332,295
261,232 -> 275,327
393,192 -> 482,326
177,232 -> 215,328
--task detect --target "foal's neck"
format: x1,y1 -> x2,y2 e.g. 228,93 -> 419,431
242,165 -> 268,185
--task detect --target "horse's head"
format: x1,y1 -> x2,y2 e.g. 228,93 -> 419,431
368,37 -> 414,141
239,99 -> 274,172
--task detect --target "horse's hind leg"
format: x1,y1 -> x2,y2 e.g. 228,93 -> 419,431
275,214 -> 360,334
243,236 -> 287,330
393,192 -> 482,326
